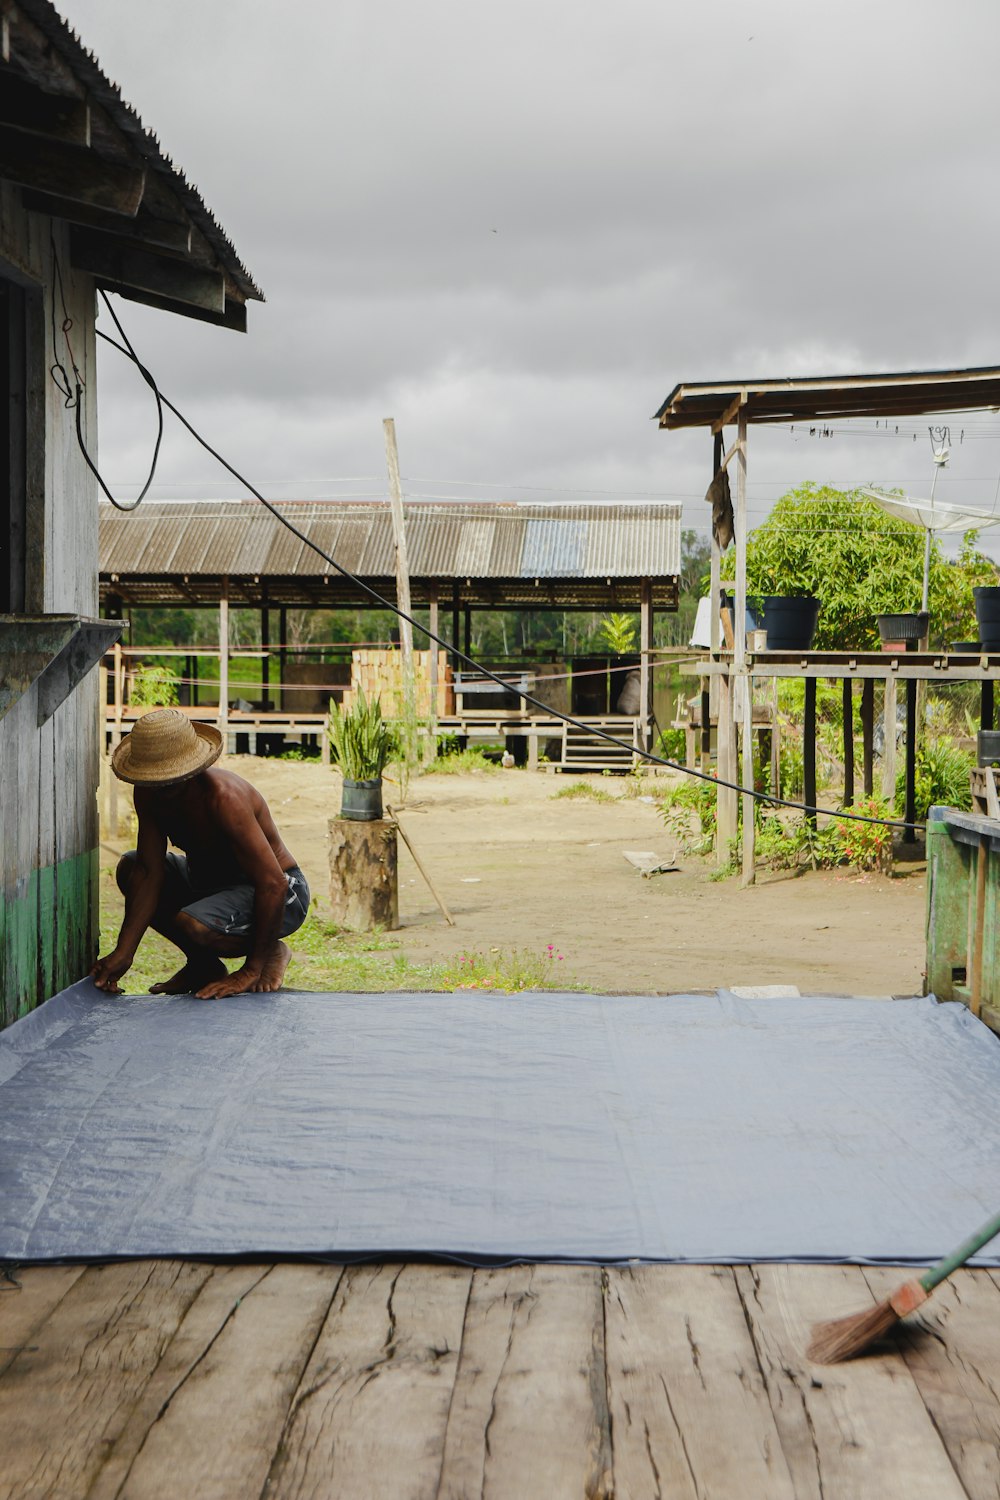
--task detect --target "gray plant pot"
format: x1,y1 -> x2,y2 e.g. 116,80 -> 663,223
340,777 -> 383,821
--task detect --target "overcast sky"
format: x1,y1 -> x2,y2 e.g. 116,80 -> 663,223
58,0 -> 1000,550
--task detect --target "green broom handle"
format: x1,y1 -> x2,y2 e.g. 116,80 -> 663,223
920,1205 -> 1000,1292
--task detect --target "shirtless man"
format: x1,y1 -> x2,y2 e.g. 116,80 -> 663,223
91,708 -> 310,1000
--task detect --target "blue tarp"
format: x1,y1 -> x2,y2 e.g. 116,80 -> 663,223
2,981 -> 1000,1264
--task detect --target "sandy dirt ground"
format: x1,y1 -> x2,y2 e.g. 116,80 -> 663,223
123,754 -> 926,998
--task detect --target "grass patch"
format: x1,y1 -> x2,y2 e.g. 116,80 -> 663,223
551,780 -> 615,802
422,747 -> 500,776
99,864 -> 582,993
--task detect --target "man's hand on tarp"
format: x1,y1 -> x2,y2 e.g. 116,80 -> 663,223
90,948 -> 132,995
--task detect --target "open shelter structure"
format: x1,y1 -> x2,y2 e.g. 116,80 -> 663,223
656,368 -> 1000,883
98,496 -> 682,770
0,0 -> 261,1024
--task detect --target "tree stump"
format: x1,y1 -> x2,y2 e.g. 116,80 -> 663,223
328,817 -> 399,931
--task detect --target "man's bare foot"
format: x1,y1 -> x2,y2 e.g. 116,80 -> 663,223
256,941 -> 291,992
150,957 -> 228,995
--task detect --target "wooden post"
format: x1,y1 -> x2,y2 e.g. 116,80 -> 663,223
882,676 -> 898,803
463,605 -> 472,660
842,677 -> 854,807
904,678 -> 917,842
717,670 -> 737,860
451,584 -> 460,670
428,587 -> 439,713
278,607 -> 288,713
861,678 -> 874,797
218,577 -> 229,740
804,676 -> 817,828
770,679 -> 780,796
732,404 -> 755,885
970,835 -> 989,1019
699,679 -> 711,771
383,417 -> 414,686
261,593 -> 270,704
639,577 -> 653,754
112,640 -> 123,732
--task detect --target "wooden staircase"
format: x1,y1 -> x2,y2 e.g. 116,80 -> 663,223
557,718 -> 637,772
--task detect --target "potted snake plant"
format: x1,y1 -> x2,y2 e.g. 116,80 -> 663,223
328,688 -> 395,821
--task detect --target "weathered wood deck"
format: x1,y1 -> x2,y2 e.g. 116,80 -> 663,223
2,1259 -> 999,1498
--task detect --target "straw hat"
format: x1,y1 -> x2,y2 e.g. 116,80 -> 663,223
111,709 -> 223,786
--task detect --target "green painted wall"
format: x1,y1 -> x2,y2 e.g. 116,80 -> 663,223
0,848 -> 97,1028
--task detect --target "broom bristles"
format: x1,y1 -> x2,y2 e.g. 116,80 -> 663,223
807,1297 -> 901,1364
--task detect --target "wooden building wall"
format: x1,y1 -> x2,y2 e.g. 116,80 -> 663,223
1,194 -> 100,1027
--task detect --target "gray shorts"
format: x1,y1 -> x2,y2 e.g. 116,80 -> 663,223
123,850 -> 310,939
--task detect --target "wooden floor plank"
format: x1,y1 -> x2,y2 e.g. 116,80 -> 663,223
735,1264 -> 968,1500
605,1264 -> 797,1500
106,1263 -> 339,1500
266,1262 -> 472,1500
0,1260 -> 213,1500
84,1262 -> 283,1500
863,1265 -> 1000,1500
436,1264 -> 612,1500
0,1264 -> 86,1379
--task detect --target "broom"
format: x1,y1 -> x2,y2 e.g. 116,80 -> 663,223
807,1204 -> 1000,1364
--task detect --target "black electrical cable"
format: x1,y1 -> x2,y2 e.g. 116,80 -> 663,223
93,292 -> 922,834
48,240 -> 163,512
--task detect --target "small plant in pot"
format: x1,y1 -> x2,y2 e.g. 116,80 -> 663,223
328,688 -> 396,821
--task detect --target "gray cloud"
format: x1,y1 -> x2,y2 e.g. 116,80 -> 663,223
62,0 -> 1000,556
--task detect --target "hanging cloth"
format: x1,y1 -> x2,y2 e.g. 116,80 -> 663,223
706,467 -> 734,549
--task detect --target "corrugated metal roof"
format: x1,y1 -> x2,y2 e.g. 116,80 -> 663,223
99,499 -> 682,607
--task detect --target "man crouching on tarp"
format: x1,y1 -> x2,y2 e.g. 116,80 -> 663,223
91,708 -> 310,999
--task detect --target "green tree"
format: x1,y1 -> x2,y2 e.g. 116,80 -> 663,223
722,483 -> 998,649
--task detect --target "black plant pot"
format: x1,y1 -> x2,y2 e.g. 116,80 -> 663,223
762,596 -> 820,650
978,731 -> 1000,768
340,777 -> 383,821
877,612 -> 929,645
951,642 -> 982,654
974,587 -> 1000,650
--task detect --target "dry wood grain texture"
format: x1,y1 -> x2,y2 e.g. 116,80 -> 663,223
0,1261 -> 212,1500
0,1264 -> 86,1378
734,1264 -> 967,1500
862,1265 -> 1000,1500
266,1262 -> 472,1500
605,1264 -> 795,1500
436,1264 -> 613,1500
101,1263 -> 337,1500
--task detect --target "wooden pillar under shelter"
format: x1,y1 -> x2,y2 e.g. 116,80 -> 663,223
218,577 -> 229,738
278,606 -> 288,713
451,585 -> 460,670
842,677 -> 854,807
882,676 -> 898,803
904,678 -> 918,842
734,402 -> 754,885
861,678 -> 874,798
261,590 -> 270,703
804,676 -> 817,829
428,586 -> 439,720
639,577 -> 653,754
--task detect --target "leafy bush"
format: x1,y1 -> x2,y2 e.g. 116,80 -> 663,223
423,746 -> 500,775
601,613 -> 637,653
552,780 -> 614,802
895,738 -> 974,820
658,726 -> 687,762
723,484 -> 997,649
658,776 -> 717,855
128,663 -> 178,708
835,799 -> 895,872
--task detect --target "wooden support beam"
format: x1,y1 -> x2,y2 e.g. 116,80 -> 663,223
278,607 -> 287,712
639,577 -> 653,754
804,677 -> 817,828
71,228 -> 225,312
23,190 -> 192,252
0,67 -> 90,142
882,677 -> 898,802
428,587 -> 439,724
0,122 -> 144,213
904,678 -> 917,842
710,391 -> 746,435
861,677 -> 874,797
383,418 -> 413,696
98,282 -> 248,333
717,670 -> 738,860
842,677 -> 854,807
218,579 -> 229,739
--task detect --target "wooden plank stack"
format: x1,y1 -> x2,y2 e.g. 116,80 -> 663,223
970,767 -> 1000,820
341,649 -> 453,718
